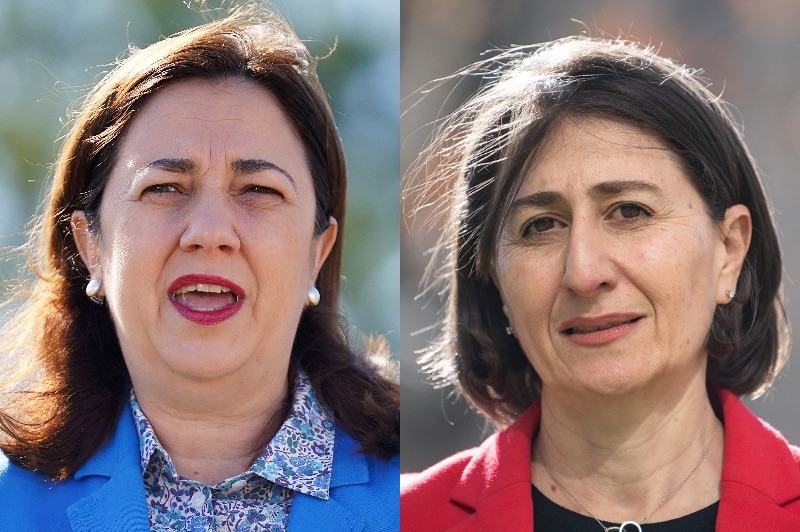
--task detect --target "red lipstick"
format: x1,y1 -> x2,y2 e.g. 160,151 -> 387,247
168,274 -> 245,325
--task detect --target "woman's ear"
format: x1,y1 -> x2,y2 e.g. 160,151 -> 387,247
70,211 -> 103,282
716,204 -> 752,303
310,216 -> 338,282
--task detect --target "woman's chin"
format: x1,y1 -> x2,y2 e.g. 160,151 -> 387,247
153,349 -> 256,384
547,365 -> 656,400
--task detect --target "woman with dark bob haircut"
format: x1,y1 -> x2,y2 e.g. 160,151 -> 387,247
402,36 -> 800,531
0,4 -> 398,530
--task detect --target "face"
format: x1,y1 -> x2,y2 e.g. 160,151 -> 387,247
72,77 -> 337,390
494,116 -> 750,398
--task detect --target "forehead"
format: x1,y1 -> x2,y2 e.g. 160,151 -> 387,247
113,77 -> 310,177
128,77 -> 292,135
517,116 -> 687,196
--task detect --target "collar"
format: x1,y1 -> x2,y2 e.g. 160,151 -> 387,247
716,388 -> 800,528
129,371 -> 336,500
447,389 -> 800,530
68,396 -> 372,532
447,403 -> 537,531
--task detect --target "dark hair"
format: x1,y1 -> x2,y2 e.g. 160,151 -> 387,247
0,3 -> 398,480
412,36 -> 789,426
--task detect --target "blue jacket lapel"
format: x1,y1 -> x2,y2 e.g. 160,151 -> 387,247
288,429 -> 368,531
66,403 -> 150,532
61,405 -> 385,532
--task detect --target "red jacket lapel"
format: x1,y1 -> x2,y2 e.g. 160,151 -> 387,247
716,388 -> 800,530
446,404 -> 540,531
403,390 -> 800,531
448,390 -> 800,530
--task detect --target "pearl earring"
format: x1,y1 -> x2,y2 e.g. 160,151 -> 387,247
85,278 -> 103,303
307,286 -> 320,306
505,326 -> 514,335
726,289 -> 736,300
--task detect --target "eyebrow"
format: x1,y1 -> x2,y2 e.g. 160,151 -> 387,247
148,158 -> 194,173
509,180 -> 665,213
145,157 -> 298,193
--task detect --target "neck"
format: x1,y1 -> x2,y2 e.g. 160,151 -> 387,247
132,369 -> 290,485
532,372 -> 723,524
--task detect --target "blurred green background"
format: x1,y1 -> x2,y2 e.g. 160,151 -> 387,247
0,0 -> 399,352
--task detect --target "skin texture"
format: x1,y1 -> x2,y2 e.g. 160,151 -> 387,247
71,77 -> 337,483
497,115 -> 749,401
494,116 -> 751,522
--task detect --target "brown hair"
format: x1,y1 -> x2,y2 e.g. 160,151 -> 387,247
0,3 -> 398,480
412,36 -> 789,426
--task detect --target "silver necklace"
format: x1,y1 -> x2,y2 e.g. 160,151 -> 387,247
537,422 -> 718,532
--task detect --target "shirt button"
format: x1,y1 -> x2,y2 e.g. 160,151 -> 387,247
189,490 -> 207,509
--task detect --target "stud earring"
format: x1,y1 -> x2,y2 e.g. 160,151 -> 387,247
85,278 -> 103,304
505,326 -> 514,335
307,286 -> 320,306
726,289 -> 736,300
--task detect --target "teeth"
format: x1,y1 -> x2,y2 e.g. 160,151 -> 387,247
174,283 -> 231,295
571,326 -> 603,334
566,318 -> 637,335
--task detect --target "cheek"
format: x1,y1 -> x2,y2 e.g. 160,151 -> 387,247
634,227 -> 718,319
243,219 -> 315,284
100,216 -> 170,286
496,248 -> 559,327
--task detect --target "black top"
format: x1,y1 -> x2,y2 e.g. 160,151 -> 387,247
533,485 -> 717,532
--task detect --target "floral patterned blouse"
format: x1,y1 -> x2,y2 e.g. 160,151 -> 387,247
130,371 -> 335,531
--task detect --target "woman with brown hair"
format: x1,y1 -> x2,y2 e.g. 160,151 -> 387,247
0,4 -> 398,530
401,36 -> 800,531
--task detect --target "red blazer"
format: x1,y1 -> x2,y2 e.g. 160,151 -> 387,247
401,389 -> 800,531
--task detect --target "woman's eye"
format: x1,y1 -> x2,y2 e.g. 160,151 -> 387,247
241,184 -> 283,197
613,203 -> 650,220
142,183 -> 181,195
522,216 -> 559,237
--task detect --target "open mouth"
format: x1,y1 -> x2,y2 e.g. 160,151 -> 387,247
562,316 -> 642,335
168,275 -> 245,325
171,283 -> 240,311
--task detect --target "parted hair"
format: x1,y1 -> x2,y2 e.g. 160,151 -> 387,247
0,3 -> 398,480
413,36 -> 789,426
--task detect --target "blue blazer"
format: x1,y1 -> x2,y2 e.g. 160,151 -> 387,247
0,403 -> 399,531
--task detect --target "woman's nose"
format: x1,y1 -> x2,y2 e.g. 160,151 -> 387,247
561,222 -> 617,297
179,189 -> 241,254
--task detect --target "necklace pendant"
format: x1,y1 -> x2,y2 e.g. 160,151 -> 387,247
606,522 -> 643,532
